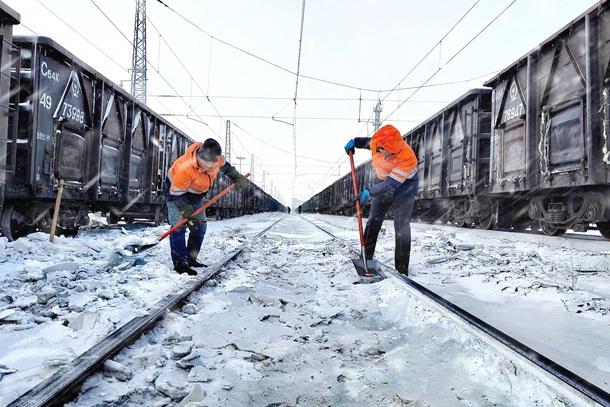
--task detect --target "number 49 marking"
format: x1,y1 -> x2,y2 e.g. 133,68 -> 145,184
39,93 -> 52,110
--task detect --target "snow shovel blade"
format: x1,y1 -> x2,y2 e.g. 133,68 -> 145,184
123,242 -> 159,254
351,257 -> 382,277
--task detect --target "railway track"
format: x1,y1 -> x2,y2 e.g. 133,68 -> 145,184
313,214 -> 609,242
8,214 -> 609,406
301,215 -> 610,407
7,216 -> 286,407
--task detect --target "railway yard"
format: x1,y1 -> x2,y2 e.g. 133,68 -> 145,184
2,0 -> 610,405
0,214 -> 609,406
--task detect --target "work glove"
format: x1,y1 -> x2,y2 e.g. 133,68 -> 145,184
220,162 -> 247,190
357,188 -> 370,205
231,173 -> 248,191
179,206 -> 196,225
344,139 -> 356,155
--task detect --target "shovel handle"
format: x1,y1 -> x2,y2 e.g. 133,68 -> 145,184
159,173 -> 251,241
348,152 -> 366,247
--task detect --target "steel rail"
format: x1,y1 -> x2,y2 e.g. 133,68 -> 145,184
8,215 -> 286,407
308,214 -> 609,242
301,215 -> 610,407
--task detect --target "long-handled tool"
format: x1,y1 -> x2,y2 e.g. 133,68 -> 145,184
123,173 -> 251,255
348,151 -> 381,277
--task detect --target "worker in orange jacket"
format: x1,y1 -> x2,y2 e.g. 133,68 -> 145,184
163,138 -> 247,275
345,124 -> 418,275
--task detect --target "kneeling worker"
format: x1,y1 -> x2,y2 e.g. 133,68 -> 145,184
344,124 -> 418,275
164,138 -> 247,275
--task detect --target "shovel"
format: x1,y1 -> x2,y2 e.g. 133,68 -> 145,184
123,173 -> 251,255
348,151 -> 381,277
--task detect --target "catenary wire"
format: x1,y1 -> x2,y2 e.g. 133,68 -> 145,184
89,0 -> 220,138
34,0 -> 130,74
160,113 -> 421,122
384,0 -> 518,121
153,0 -> 478,94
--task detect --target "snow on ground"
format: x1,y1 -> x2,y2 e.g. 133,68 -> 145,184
308,213 -> 610,393
69,216 -> 587,406
0,212 -> 283,405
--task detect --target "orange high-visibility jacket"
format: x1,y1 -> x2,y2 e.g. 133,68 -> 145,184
369,125 -> 417,183
168,142 -> 225,195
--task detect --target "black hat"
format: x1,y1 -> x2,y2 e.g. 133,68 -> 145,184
197,138 -> 222,161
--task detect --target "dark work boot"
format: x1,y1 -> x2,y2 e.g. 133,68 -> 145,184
188,259 -> 207,268
174,263 -> 197,276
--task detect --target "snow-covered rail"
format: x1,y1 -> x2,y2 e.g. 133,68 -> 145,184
302,216 -> 610,407
7,216 -> 286,407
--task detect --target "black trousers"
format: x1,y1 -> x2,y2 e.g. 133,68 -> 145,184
364,193 -> 415,274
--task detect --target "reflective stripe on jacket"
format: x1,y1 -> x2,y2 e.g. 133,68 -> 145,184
168,142 -> 225,195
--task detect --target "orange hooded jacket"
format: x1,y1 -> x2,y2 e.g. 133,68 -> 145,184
369,124 -> 417,183
168,142 -> 225,195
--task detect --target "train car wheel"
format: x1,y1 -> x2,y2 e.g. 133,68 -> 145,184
539,220 -> 566,237
478,201 -> 498,230
153,207 -> 165,226
57,227 -> 79,238
107,212 -> 119,225
1,205 -> 31,241
596,221 -> 610,239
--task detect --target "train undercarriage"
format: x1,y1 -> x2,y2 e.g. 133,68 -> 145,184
413,186 -> 610,239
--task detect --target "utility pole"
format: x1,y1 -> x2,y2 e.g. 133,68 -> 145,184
373,99 -> 383,131
236,156 -> 245,173
250,154 -> 254,179
225,120 -> 231,163
130,0 -> 147,103
292,0 -> 306,211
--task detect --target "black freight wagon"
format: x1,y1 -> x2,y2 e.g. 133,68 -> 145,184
301,88 -> 493,226
0,35 -> 285,240
0,1 -> 19,239
483,0 -> 610,237
405,88 -> 493,228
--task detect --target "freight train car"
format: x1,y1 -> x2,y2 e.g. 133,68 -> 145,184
0,1 -> 20,240
406,89 -> 494,228
0,35 -> 285,241
301,88 -> 493,224
302,0 -> 610,240
484,0 -> 610,237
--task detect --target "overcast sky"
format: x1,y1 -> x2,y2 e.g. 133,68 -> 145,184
5,0 -> 600,205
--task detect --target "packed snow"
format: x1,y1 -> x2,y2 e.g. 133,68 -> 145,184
309,214 -> 610,393
65,216 -> 590,406
0,213 -> 606,406
0,213 -> 282,405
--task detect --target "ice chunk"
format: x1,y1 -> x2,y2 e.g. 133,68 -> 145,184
155,373 -> 189,400
172,342 -> 194,360
103,359 -> 133,381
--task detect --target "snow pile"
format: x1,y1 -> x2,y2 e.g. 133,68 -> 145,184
0,213 -> 283,405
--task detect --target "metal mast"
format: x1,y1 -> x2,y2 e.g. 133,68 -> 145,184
130,0 -> 147,103
225,120 -> 231,163
373,99 -> 383,131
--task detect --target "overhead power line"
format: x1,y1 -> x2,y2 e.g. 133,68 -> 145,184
231,122 -> 341,164
160,113 -> 421,122
384,0 -> 518,121
150,94 -> 451,103
153,0 -> 455,93
145,13 -> 226,125
356,0 -> 482,135
380,0 -> 481,105
89,0 -> 219,137
34,0 -> 129,73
